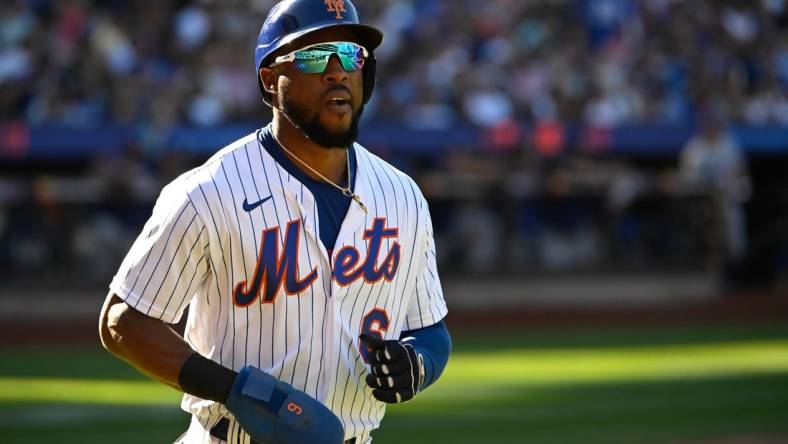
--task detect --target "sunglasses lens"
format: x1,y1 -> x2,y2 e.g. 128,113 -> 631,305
292,43 -> 365,73
335,42 -> 366,72
293,51 -> 331,73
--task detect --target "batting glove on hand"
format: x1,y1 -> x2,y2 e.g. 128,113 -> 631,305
359,333 -> 425,403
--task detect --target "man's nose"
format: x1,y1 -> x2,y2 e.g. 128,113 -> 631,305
322,54 -> 349,84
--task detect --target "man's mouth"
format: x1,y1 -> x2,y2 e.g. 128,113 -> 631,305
325,96 -> 352,113
327,97 -> 350,106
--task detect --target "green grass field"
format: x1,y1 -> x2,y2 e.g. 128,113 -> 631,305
2,322 -> 788,444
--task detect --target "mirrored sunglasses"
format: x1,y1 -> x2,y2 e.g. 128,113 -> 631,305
271,41 -> 368,74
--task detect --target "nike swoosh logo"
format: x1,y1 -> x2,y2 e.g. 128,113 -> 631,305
242,196 -> 272,212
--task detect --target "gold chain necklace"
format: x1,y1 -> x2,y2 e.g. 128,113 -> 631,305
272,134 -> 368,214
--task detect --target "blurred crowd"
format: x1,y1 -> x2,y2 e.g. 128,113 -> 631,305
2,0 -> 788,131
2,0 -> 787,288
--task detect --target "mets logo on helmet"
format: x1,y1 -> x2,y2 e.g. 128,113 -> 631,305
325,0 -> 346,19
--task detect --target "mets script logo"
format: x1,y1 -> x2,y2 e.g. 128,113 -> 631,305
325,0 -> 346,19
233,218 -> 401,307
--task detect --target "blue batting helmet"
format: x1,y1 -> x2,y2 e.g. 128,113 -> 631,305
255,0 -> 384,106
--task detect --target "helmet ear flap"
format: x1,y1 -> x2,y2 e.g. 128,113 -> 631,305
362,53 -> 377,105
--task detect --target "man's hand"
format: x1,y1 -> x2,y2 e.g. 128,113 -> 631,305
225,366 -> 344,444
359,333 -> 425,403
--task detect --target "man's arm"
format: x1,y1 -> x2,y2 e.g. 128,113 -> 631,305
98,293 -> 235,400
99,181 -> 343,442
400,319 -> 452,391
99,292 -> 344,443
359,196 -> 452,403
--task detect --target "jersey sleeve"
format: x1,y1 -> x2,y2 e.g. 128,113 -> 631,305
403,203 -> 448,331
110,182 -> 211,324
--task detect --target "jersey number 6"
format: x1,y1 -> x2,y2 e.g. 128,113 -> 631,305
359,307 -> 390,363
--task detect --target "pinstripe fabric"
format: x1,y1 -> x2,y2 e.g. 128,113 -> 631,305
110,129 -> 448,442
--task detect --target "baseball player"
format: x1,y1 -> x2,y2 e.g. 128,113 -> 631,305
98,1 -> 451,443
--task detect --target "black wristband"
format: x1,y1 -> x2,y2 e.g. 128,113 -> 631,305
178,353 -> 238,403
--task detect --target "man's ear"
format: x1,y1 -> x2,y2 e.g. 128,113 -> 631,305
260,67 -> 277,95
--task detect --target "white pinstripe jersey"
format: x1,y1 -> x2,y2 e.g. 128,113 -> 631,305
110,128 -> 448,442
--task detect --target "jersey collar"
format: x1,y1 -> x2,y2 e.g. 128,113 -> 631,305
254,125 -> 374,253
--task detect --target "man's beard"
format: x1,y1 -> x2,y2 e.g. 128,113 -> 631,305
278,88 -> 363,149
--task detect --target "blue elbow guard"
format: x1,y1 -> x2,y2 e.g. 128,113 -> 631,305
225,366 -> 344,444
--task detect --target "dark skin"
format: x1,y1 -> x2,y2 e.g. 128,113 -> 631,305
260,27 -> 365,184
98,26 -> 368,390
99,293 -> 190,390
